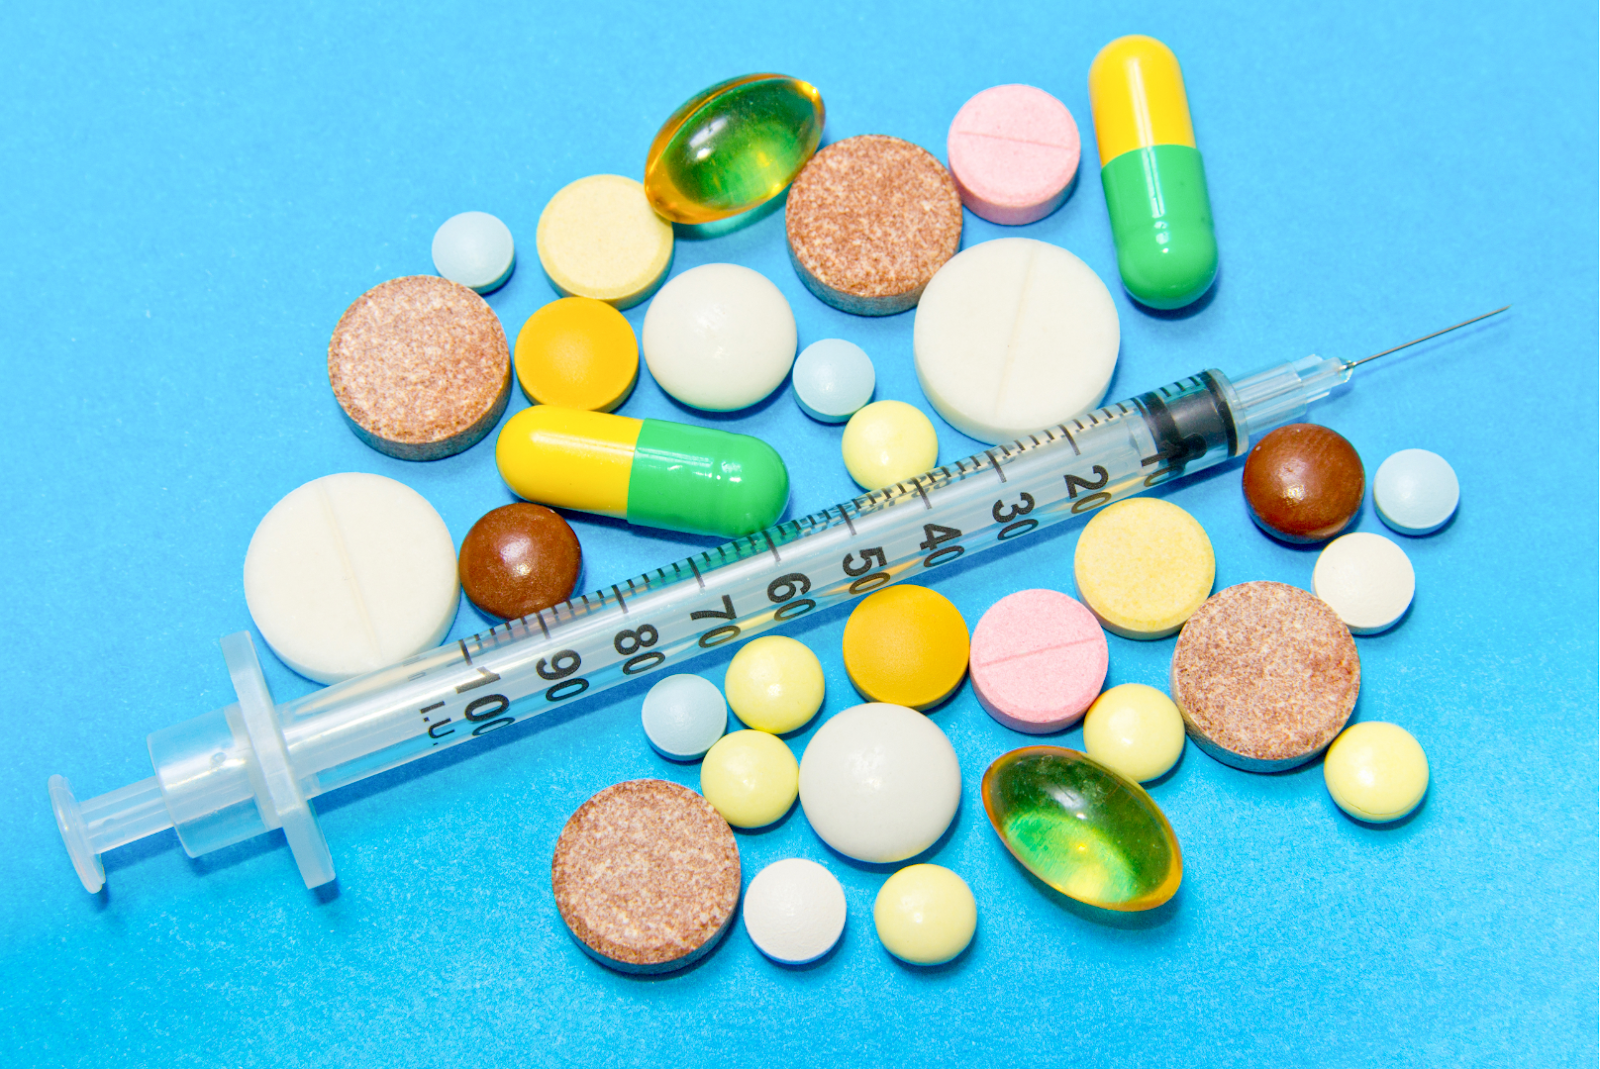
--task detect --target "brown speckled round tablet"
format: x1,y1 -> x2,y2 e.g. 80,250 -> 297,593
1170,582 -> 1360,772
552,779 -> 740,974
328,275 -> 511,460
785,135 -> 963,316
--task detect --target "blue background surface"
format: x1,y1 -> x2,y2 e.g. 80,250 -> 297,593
2,2 -> 1595,1066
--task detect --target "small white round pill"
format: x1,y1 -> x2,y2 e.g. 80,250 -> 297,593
798,703 -> 962,863
792,339 -> 875,422
1373,449 -> 1459,535
1312,532 -> 1416,635
244,474 -> 460,684
432,211 -> 516,294
742,858 -> 847,965
641,263 -> 798,411
641,674 -> 728,760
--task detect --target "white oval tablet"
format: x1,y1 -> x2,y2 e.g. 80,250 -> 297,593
1312,532 -> 1416,635
913,238 -> 1119,444
1374,448 -> 1459,535
244,473 -> 459,683
432,211 -> 516,293
798,703 -> 961,863
641,264 -> 798,411
742,858 -> 847,965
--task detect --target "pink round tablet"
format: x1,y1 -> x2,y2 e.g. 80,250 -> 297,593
947,85 -> 1081,226
969,589 -> 1108,733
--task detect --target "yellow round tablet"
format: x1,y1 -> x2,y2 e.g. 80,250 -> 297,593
841,400 -> 939,490
842,585 -> 969,710
514,297 -> 639,411
699,730 -> 799,828
873,864 -> 977,966
536,174 -> 674,309
1082,683 -> 1186,782
1073,497 -> 1215,639
1323,721 -> 1429,823
723,636 -> 825,734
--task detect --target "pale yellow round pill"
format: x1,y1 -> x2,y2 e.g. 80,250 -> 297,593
724,636 -> 825,734
536,175 -> 674,309
1073,497 -> 1215,639
1082,683 -> 1186,782
699,730 -> 799,828
842,400 -> 939,490
873,864 -> 977,966
1323,721 -> 1429,823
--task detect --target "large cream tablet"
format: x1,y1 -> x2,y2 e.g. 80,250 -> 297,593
641,263 -> 797,411
244,473 -> 459,683
912,238 -> 1119,444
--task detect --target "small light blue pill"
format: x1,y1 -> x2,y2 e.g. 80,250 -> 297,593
792,338 -> 875,423
1373,449 -> 1459,535
432,211 -> 516,294
641,674 -> 728,760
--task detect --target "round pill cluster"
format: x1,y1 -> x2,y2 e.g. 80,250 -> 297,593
224,56 -> 1456,976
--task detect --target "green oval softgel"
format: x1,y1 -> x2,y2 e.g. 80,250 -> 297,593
981,746 -> 1181,911
643,74 -> 824,225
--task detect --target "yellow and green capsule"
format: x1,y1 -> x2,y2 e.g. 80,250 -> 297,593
496,406 -> 789,539
1089,36 -> 1218,310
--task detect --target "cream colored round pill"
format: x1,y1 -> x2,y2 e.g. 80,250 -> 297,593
1312,532 -> 1416,634
243,473 -> 459,684
913,237 -> 1119,444
742,858 -> 847,965
841,400 -> 939,490
1082,683 -> 1186,782
641,263 -> 798,411
873,864 -> 977,965
1323,721 -> 1429,822
724,636 -> 825,734
536,174 -> 674,309
700,730 -> 799,828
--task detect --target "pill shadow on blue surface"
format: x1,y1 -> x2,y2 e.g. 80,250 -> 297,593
999,848 -> 1183,932
672,189 -> 789,242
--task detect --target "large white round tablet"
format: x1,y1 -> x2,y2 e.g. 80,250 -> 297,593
641,263 -> 798,411
913,238 -> 1119,444
244,473 -> 459,683
1374,448 -> 1459,535
1312,532 -> 1416,635
798,703 -> 962,863
742,858 -> 847,965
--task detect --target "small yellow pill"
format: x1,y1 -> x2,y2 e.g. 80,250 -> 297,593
1073,497 -> 1215,639
842,585 -> 970,710
699,730 -> 799,829
723,636 -> 825,734
536,174 -> 674,309
514,297 -> 639,412
873,864 -> 977,966
1323,721 -> 1429,823
1082,683 -> 1186,782
841,400 -> 939,490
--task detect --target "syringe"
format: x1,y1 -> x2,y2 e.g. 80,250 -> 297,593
48,308 -> 1506,894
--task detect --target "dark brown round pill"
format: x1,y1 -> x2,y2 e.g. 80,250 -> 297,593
1170,581 -> 1360,772
458,503 -> 582,619
552,779 -> 740,974
785,134 -> 964,316
1241,423 -> 1365,543
328,275 -> 511,460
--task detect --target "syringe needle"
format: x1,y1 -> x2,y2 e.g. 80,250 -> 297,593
1343,305 -> 1510,371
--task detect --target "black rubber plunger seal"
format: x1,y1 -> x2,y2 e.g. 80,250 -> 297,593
1134,371 -> 1239,480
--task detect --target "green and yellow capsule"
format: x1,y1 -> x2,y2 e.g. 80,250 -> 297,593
496,406 -> 789,539
1089,36 -> 1218,310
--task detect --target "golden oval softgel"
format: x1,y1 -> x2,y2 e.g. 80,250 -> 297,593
644,74 -> 825,224
1089,36 -> 1218,309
